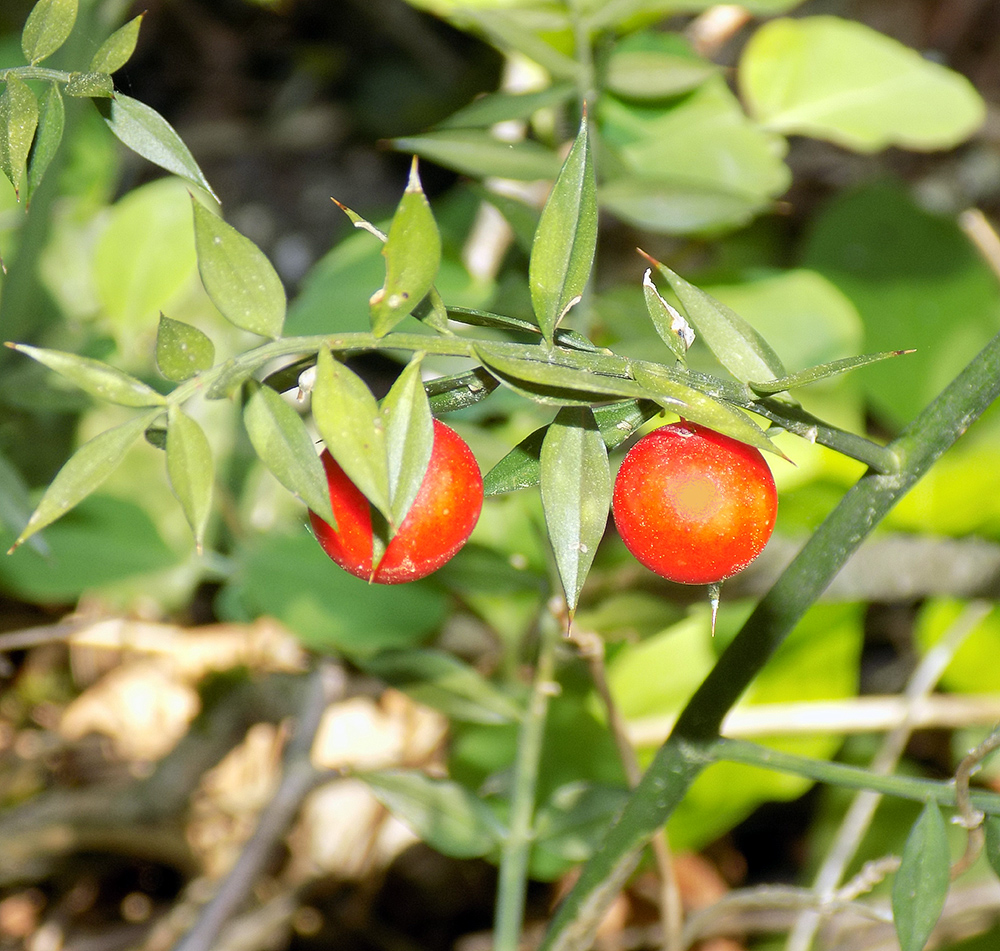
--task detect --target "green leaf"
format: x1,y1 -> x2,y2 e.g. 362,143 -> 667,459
99,94 -> 217,201
89,13 -> 144,74
426,367 -> 501,415
156,314 -> 215,382
650,260 -> 786,384
598,77 -> 790,234
540,407 -> 610,612
529,118 -> 597,343
0,449 -> 46,555
360,769 -> 504,859
21,0 -> 77,65
741,16 -> 985,153
392,130 -> 562,181
166,404 -> 213,552
642,268 -> 694,362
242,381 -> 334,527
631,362 -> 783,458
749,350 -> 912,395
311,346 -> 390,519
458,7 -> 580,81
532,783 -> 631,872
380,355 -> 434,529
370,160 -> 441,336
0,75 -> 39,198
891,801 -> 951,951
25,82 -> 63,204
64,71 -> 114,98
437,83 -> 575,129
8,343 -> 166,407
192,197 -> 286,338
604,31 -> 718,100
12,409 -> 160,550
361,649 -> 522,724
475,341 -> 649,406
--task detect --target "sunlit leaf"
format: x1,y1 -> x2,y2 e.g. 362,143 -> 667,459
642,268 -> 693,362
370,160 -> 441,337
311,346 -> 390,519
155,314 -> 215,382
381,355 -> 434,529
529,117 -> 596,343
748,350 -> 913,394
89,14 -> 143,74
0,75 -> 39,198
243,381 -> 334,526
741,16 -> 985,152
540,407 -> 611,612
12,409 -> 160,550
166,404 -> 213,551
26,83 -> 63,203
9,343 -> 166,407
192,197 -> 286,338
99,94 -> 217,200
21,0 -> 77,65
64,72 -> 114,98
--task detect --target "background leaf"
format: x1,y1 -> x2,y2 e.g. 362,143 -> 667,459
741,16 -> 985,152
192,197 -> 286,338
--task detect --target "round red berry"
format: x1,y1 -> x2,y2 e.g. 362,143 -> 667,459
309,419 -> 483,584
611,421 -> 777,585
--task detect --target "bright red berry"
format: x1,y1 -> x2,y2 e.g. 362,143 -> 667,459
611,421 -> 777,585
309,419 -> 483,584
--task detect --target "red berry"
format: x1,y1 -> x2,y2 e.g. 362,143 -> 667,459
309,419 -> 483,584
612,421 -> 777,585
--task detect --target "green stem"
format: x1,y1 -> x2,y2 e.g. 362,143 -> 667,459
713,738 -> 1000,815
539,328 -> 1000,951
0,67 -> 74,84
494,606 -> 561,951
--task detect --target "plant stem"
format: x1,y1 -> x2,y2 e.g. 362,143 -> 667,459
494,603 -> 561,951
538,327 -> 1000,951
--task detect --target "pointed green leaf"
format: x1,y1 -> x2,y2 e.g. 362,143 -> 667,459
529,118 -> 597,343
242,381 -> 334,527
360,769 -> 504,859
0,75 -> 39,198
155,314 -> 215,382
631,362 -> 784,458
99,94 -> 217,200
741,16 -> 985,153
21,0 -> 77,65
475,341 -> 650,406
483,399 -> 659,497
426,367 -> 501,415
9,343 -> 166,407
166,405 -> 213,552
361,649 -> 522,725
892,801 -> 950,951
370,160 -> 441,336
540,407 -> 611,612
192,197 -> 286,338
311,346 -> 390,519
64,71 -> 114,98
651,260 -> 786,384
643,268 -> 694,363
392,130 -> 561,181
89,14 -> 144,74
381,355 -> 434,529
748,350 -> 914,395
26,82 -> 63,204
12,409 -> 159,550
